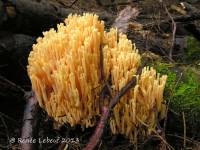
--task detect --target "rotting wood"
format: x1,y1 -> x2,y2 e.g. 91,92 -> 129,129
11,0 -> 114,27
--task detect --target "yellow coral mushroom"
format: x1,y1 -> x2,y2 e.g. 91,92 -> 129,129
27,13 -> 167,142
110,67 -> 167,141
28,14 -> 104,127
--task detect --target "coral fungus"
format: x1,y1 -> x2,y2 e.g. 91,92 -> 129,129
27,13 -> 167,142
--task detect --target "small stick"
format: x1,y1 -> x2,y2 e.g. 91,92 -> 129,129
83,107 -> 109,150
99,45 -> 104,81
68,0 -> 79,8
182,112 -> 186,148
0,75 -> 26,94
166,134 -> 200,145
137,117 -> 175,150
84,66 -> 143,150
20,91 -> 39,150
0,115 -> 10,146
143,13 -> 200,29
0,112 -> 18,125
153,132 -> 175,150
164,4 -> 176,60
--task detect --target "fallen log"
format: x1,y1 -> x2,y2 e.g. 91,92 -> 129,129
15,0 -> 113,21
0,32 -> 35,92
2,0 -> 114,34
0,32 -> 35,56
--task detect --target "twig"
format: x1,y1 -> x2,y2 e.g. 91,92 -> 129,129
0,75 -> 26,94
162,102 -> 168,138
143,13 -> 200,29
137,117 -> 174,150
109,73 -> 140,110
166,134 -> 200,145
20,91 -> 39,150
84,18 -> 108,150
99,45 -> 104,81
174,72 -> 183,88
97,140 -> 102,150
81,40 -> 111,150
105,81 -> 113,98
182,112 -> 186,148
164,4 -> 176,60
153,132 -> 174,150
0,115 -> 10,146
68,0 -> 79,8
0,144 -> 9,149
154,46 -> 175,63
0,112 -> 18,125
83,107 -> 109,150
168,108 -> 179,116
84,66 -> 143,150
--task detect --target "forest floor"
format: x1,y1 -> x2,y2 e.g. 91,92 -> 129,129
0,0 -> 200,149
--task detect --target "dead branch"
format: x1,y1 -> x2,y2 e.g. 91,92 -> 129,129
164,4 -> 176,60
83,77 -> 138,150
83,107 -> 109,150
20,91 -> 39,150
84,65 -> 143,150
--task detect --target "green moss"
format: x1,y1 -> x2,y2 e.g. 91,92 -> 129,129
185,36 -> 200,62
172,69 -> 200,119
153,63 -> 200,124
